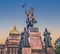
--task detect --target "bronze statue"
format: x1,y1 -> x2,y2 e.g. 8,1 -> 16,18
25,7 -> 37,30
20,27 -> 30,47
44,28 -> 52,48
18,28 -> 30,54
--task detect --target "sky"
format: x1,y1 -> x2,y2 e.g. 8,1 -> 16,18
0,0 -> 60,46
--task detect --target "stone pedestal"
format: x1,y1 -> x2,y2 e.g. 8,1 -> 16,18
29,27 -> 43,49
22,48 -> 31,54
47,48 -> 55,54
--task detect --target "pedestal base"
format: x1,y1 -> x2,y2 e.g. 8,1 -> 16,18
47,47 -> 55,54
29,27 -> 42,49
22,48 -> 46,54
22,48 -> 31,54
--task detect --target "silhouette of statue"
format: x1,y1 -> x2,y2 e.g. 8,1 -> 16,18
26,7 -> 37,30
44,28 -> 52,48
18,28 -> 30,54
21,27 -> 30,47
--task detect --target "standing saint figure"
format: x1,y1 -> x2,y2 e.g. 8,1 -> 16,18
18,27 -> 30,54
20,27 -> 30,47
43,28 -> 52,48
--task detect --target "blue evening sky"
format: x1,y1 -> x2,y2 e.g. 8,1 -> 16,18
0,0 -> 60,43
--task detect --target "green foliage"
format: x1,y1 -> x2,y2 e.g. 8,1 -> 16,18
56,44 -> 60,54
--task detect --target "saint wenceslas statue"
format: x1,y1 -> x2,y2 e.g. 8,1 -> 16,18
25,7 -> 37,30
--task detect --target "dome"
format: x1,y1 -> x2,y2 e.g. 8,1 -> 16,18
10,26 -> 20,35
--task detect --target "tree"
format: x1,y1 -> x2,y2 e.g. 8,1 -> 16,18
56,44 -> 60,54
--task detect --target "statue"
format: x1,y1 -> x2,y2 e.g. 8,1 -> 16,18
25,7 -> 37,30
21,27 -> 30,47
43,28 -> 52,48
18,28 -> 30,54
22,4 -> 37,30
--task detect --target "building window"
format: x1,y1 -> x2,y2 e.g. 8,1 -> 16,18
0,48 -> 4,54
8,48 -> 18,54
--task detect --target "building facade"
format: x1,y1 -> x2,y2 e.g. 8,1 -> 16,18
0,44 -> 5,54
0,26 -> 21,54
